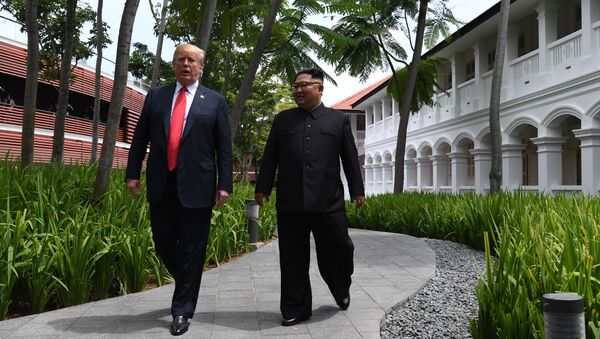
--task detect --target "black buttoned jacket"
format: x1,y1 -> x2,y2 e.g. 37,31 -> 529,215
255,104 -> 364,213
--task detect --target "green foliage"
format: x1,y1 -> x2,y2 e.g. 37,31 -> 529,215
128,42 -> 176,85
0,160 -> 277,319
347,192 -> 600,337
387,56 -> 445,113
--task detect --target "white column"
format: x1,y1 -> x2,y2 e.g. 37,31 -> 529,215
380,99 -> 386,137
451,55 -> 463,117
473,41 -> 485,110
573,129 -> 600,194
449,152 -> 470,193
416,157 -> 432,191
501,144 -> 526,190
470,148 -> 491,194
536,1 -> 559,73
531,136 -> 567,194
405,159 -> 417,190
364,164 -> 373,196
430,155 -> 449,192
580,0 -> 600,57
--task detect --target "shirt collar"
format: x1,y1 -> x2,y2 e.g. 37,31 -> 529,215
308,102 -> 325,119
176,80 -> 199,94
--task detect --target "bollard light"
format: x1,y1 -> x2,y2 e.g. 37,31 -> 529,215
543,293 -> 585,339
245,199 -> 260,244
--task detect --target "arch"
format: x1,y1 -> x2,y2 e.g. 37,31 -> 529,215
383,150 -> 393,163
417,141 -> 433,155
433,138 -> 452,155
588,100 -> 600,119
374,153 -> 382,164
504,117 -> 539,137
405,147 -> 417,159
452,132 -> 476,151
365,155 -> 373,165
476,127 -> 491,144
542,106 -> 583,128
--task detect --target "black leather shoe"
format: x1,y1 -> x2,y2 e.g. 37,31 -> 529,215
170,316 -> 189,336
281,315 -> 309,326
337,293 -> 351,310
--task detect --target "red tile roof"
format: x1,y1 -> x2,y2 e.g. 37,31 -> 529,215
331,75 -> 392,110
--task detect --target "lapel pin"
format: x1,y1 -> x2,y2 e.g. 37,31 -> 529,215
200,94 -> 205,99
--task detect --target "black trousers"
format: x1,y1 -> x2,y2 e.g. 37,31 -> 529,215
276,211 -> 354,319
149,170 -> 212,318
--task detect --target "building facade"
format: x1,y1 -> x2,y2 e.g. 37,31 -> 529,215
352,0 -> 600,196
0,37 -> 146,166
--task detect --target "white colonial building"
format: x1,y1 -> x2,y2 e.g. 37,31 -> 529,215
340,0 -> 600,196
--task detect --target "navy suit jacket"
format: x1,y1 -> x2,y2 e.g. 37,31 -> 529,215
126,83 -> 233,208
255,104 -> 364,213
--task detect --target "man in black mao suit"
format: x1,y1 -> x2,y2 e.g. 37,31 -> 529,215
126,44 -> 232,336
255,69 -> 365,326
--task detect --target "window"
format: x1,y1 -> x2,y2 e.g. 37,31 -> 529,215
357,114 -> 365,131
465,60 -> 475,80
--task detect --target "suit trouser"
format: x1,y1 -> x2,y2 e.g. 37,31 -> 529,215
149,170 -> 212,318
276,211 -> 354,319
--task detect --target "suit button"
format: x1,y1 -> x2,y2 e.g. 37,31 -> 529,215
305,149 -> 310,154
307,124 -> 311,128
306,136 -> 310,141
306,164 -> 311,168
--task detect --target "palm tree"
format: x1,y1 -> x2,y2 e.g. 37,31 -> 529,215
93,0 -> 141,201
488,0 -> 510,193
151,0 -> 170,86
195,0 -> 216,53
229,0 -> 284,140
21,0 -> 40,168
51,0 -> 77,164
393,0 -> 428,193
323,0 -> 459,192
91,0 -> 104,163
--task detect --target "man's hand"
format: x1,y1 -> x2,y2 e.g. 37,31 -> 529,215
255,192 -> 267,207
127,179 -> 141,199
215,190 -> 229,207
352,195 -> 365,208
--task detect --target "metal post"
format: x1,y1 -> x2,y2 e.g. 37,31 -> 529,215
543,293 -> 585,339
245,199 -> 260,244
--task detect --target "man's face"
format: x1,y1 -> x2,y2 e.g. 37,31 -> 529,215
292,74 -> 323,110
173,46 -> 203,87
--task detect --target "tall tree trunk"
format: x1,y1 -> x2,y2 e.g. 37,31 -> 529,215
91,0 -> 104,163
195,0 -> 217,53
488,0 -> 510,194
393,0 -> 429,193
21,0 -> 40,168
151,0 -> 169,87
92,0 -> 140,201
229,0 -> 283,140
51,0 -> 77,164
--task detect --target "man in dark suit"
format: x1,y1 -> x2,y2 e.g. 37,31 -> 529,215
255,69 -> 365,326
126,44 -> 232,336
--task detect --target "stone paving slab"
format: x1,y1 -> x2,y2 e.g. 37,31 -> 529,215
0,229 -> 435,338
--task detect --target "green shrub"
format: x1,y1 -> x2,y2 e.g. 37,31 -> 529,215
0,160 -> 277,319
348,192 -> 600,337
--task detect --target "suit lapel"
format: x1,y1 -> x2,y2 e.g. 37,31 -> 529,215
162,84 -> 177,137
181,85 -> 206,140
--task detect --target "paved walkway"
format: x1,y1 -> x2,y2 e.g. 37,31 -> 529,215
0,229 -> 436,338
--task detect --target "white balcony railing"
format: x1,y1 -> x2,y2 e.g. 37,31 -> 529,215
437,90 -> 453,121
549,31 -> 582,67
510,50 -> 539,81
385,116 -> 394,137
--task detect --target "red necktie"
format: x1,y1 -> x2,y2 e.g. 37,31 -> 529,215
167,86 -> 187,171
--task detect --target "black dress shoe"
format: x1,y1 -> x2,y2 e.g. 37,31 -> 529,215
337,294 -> 351,310
170,316 -> 189,336
281,315 -> 309,326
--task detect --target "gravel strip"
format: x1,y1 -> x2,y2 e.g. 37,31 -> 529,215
381,239 -> 487,339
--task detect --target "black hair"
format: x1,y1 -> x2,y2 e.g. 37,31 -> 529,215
295,69 -> 324,81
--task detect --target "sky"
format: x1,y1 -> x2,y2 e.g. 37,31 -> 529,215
0,0 -> 499,105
